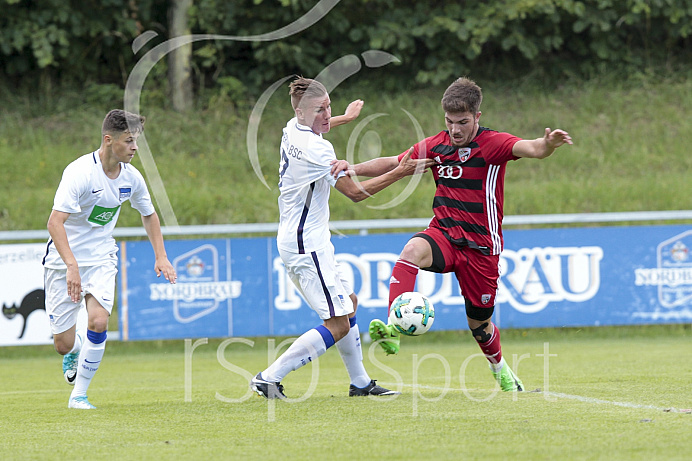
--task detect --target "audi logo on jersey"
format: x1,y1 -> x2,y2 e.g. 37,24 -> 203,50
436,165 -> 463,179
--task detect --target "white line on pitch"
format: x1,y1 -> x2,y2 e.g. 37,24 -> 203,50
387,384 -> 691,413
544,391 -> 667,411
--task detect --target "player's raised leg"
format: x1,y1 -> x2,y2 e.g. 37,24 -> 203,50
45,268 -> 84,386
369,257 -> 421,355
370,236 -> 433,355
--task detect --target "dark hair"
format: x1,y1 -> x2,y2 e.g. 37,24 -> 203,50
102,109 -> 145,136
289,77 -> 327,110
441,77 -> 482,114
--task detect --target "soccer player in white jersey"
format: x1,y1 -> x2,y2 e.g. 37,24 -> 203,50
251,77 -> 433,399
43,110 -> 177,409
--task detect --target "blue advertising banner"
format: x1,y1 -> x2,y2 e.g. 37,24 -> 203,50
497,225 -> 692,328
119,224 -> 692,340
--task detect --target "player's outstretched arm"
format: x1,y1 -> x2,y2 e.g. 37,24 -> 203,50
141,212 -> 177,284
329,153 -> 400,179
352,156 -> 400,177
513,128 -> 573,159
330,99 -> 364,128
334,149 -> 432,202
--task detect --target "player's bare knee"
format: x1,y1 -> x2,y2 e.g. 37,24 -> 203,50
400,241 -> 424,265
88,317 -> 109,333
53,333 -> 75,355
400,236 -> 434,268
399,243 -> 417,262
54,341 -> 72,355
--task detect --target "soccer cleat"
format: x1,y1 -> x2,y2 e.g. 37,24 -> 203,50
491,361 -> 524,392
368,319 -> 400,355
250,373 -> 287,400
349,380 -> 400,397
68,396 -> 96,410
62,351 -> 79,386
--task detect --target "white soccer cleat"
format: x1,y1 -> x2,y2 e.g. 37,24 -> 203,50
68,396 -> 96,410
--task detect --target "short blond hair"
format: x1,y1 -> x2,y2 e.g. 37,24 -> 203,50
289,77 -> 327,110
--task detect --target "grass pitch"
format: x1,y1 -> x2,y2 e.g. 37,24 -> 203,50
1,325 -> 691,460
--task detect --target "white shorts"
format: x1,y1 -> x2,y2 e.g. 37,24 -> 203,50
279,243 -> 354,320
44,263 -> 117,334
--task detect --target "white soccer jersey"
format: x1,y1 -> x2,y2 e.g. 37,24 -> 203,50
43,150 -> 155,269
276,118 -> 345,254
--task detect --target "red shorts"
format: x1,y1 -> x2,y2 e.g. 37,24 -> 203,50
413,227 -> 499,308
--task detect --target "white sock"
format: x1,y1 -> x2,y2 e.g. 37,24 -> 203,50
262,327 -> 332,383
67,331 -> 83,355
336,320 -> 370,388
71,330 -> 107,399
490,356 -> 505,373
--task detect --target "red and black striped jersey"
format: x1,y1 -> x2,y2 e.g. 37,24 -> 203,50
399,127 -> 521,255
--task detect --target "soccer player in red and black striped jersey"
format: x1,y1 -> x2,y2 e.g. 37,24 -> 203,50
347,77 -> 572,391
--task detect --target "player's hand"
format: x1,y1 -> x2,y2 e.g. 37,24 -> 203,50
343,99 -> 364,122
66,265 -> 82,303
155,258 -> 177,284
330,159 -> 354,178
544,128 -> 573,149
397,147 -> 435,176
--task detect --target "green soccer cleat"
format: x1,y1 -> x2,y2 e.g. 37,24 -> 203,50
491,359 -> 524,392
369,319 -> 400,355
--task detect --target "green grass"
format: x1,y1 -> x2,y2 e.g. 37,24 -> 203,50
1,74 -> 692,234
2,325 -> 691,460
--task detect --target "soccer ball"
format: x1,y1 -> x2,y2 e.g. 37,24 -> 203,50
388,292 -> 435,336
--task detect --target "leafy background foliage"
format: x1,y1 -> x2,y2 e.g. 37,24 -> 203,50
2,0 -> 691,102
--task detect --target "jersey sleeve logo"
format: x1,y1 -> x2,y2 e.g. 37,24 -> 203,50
88,205 -> 121,226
